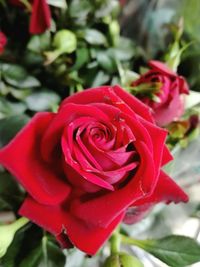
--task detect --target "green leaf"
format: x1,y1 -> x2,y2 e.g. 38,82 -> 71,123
46,239 -> 65,267
23,51 -> 44,66
91,70 -> 110,87
27,32 -> 51,53
82,29 -> 107,45
121,235 -> 200,267
95,0 -> 120,18
19,237 -> 65,267
19,246 -> 42,267
96,51 -> 116,73
0,115 -> 29,148
69,0 -> 92,19
25,91 -> 60,111
2,64 -> 40,88
179,0 -> 200,42
110,37 -> 135,61
0,98 -> 27,118
70,47 -> 90,71
47,0 -> 67,8
0,172 -> 24,212
0,172 -> 23,203
9,88 -> 31,101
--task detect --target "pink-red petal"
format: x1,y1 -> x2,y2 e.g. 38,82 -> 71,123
29,0 -> 51,34
0,113 -> 71,205
20,196 -> 125,255
134,170 -> 188,206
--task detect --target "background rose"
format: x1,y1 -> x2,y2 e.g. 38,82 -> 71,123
132,60 -> 189,126
9,0 -> 51,34
0,31 -> 7,54
0,85 -> 188,255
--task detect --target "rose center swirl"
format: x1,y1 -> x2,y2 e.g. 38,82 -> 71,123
61,116 -> 140,191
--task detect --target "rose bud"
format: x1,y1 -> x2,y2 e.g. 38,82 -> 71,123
103,253 -> 144,267
44,30 -> 77,65
0,31 -> 7,54
0,85 -> 188,255
9,0 -> 51,34
132,60 -> 189,126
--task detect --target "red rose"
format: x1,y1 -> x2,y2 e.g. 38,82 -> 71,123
0,31 -> 7,54
132,60 -> 189,126
9,0 -> 51,34
0,85 -> 188,255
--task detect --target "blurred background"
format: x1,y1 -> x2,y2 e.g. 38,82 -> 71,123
0,0 -> 200,266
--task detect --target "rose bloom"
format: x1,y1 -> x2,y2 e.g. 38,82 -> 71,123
9,0 -> 51,34
0,86 -> 188,255
132,60 -> 189,126
0,31 -> 7,54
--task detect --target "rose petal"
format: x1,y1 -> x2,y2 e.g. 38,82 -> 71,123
112,85 -> 154,122
138,117 -> 168,170
123,170 -> 188,224
19,196 -> 125,255
41,103 -> 110,163
0,113 -> 71,205
70,141 -> 156,228
134,170 -> 188,205
29,0 -> 51,34
154,87 -> 184,126
162,145 -> 173,166
178,76 -> 189,94
62,130 -> 114,191
149,60 -> 177,77
63,210 -> 125,255
60,85 -> 154,123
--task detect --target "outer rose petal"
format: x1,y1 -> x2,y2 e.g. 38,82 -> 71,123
112,85 -> 154,122
154,88 -> 184,126
123,170 -> 188,224
20,196 -> 125,255
162,145 -> 173,166
30,0 -> 51,34
0,113 -> 71,205
134,170 -> 188,206
60,85 -> 154,122
138,117 -> 168,170
149,60 -> 177,77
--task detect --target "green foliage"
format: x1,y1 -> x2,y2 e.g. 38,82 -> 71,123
0,223 -> 65,267
121,234 -> 200,267
1,64 -> 40,88
25,91 -> 60,111
0,115 -> 29,148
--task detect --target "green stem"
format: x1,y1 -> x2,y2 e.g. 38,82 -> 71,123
115,59 -> 126,86
42,234 -> 48,267
19,0 -> 32,11
120,234 -> 148,249
110,228 -> 121,254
